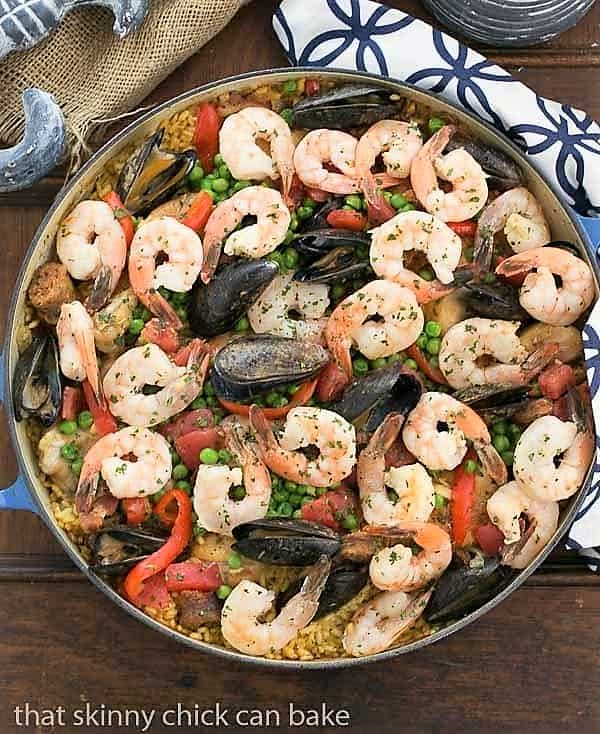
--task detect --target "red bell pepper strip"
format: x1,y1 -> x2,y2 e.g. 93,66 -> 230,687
165,561 -> 222,592
123,489 -> 192,605
218,379 -> 317,420
447,220 -> 477,238
475,523 -> 505,556
451,457 -> 477,547
300,488 -> 356,532
194,102 -> 220,173
405,343 -> 448,385
82,380 -> 117,436
326,209 -> 367,231
180,191 -> 213,233
61,385 -> 83,421
128,571 -> 172,609
122,497 -> 151,526
102,191 -> 135,246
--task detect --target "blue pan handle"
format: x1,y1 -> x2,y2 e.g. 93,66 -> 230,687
0,352 -> 39,514
578,215 -> 600,262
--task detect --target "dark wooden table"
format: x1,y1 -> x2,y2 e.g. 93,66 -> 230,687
1,2 -> 599,732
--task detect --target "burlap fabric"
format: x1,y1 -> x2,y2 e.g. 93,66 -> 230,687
0,0 -> 248,164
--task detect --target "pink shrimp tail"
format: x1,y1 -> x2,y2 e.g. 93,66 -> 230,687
521,342 -> 560,383
146,292 -> 183,329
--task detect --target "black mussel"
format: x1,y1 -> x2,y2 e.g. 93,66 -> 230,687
232,518 -> 341,566
116,128 -> 196,215
294,246 -> 371,284
296,198 -> 344,232
424,556 -> 515,624
446,134 -> 525,191
13,333 -> 62,427
454,383 -> 530,421
189,259 -> 278,337
464,281 -> 528,321
330,364 -> 423,430
277,564 -> 369,620
90,526 -> 167,575
210,335 -> 329,400
292,84 -> 400,129
293,228 -> 371,258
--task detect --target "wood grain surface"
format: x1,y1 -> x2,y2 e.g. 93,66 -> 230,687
1,1 -> 599,732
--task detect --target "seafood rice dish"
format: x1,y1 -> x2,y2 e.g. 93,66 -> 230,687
15,78 -> 595,660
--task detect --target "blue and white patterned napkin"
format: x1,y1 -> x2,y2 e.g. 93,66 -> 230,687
273,0 -> 600,566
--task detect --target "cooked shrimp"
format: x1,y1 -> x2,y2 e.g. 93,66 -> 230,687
250,406 -> 356,488
221,556 -> 331,655
75,426 -> 171,513
475,187 -> 550,259
201,186 -> 291,283
56,200 -> 126,310
410,125 -> 488,222
487,480 -> 559,570
56,301 -> 102,399
355,120 -> 423,211
128,216 -> 203,328
343,588 -> 432,657
367,522 -> 452,592
219,107 -> 295,200
369,211 -> 462,304
402,392 -> 507,484
293,129 -> 360,194
513,415 -> 594,501
438,317 -> 558,389
496,247 -> 594,326
103,341 -> 209,427
247,271 -> 329,342
325,280 -> 424,381
193,418 -> 271,535
357,414 -> 435,525
93,289 -> 138,354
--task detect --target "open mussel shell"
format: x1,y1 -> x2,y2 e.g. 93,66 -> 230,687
210,335 -> 329,400
331,364 -> 423,430
296,198 -> 344,232
292,84 -> 400,129
277,564 -> 369,620
116,128 -> 196,215
13,333 -> 62,427
424,557 -> 515,624
294,246 -> 371,284
464,281 -> 528,321
446,134 -> 524,190
293,228 -> 371,257
454,383 -> 530,421
232,519 -> 342,566
189,259 -> 278,337
90,526 -> 167,575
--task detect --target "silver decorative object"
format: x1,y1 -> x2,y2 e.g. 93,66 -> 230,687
0,88 -> 66,192
422,0 -> 596,47
0,0 -> 148,59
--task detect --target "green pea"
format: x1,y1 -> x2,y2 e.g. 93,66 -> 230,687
345,195 -> 363,211
390,193 -> 408,209
429,354 -> 440,368
187,162 -> 205,190
383,190 -> 392,202
353,357 -> 369,376
425,321 -> 442,338
417,333 -> 428,350
295,484 -> 309,496
356,244 -> 370,261
59,420 -> 78,436
302,197 -> 316,209
341,512 -> 359,531
297,205 -> 313,220
60,442 -> 79,461
284,480 -> 298,493
175,480 -> 192,494
370,357 -> 387,370
428,117 -> 446,134
492,420 -> 509,436
465,459 -> 479,474
218,164 -> 231,179
418,268 -> 434,282
76,411 -> 93,430
204,382 -> 214,397
199,447 -> 219,465
283,247 -> 299,269
332,283 -> 346,300
277,501 -> 294,517
289,494 -> 303,508
216,585 -> 232,600
426,338 -> 441,356
283,230 -> 295,246
232,180 -> 251,192
193,523 -> 207,537
508,423 -> 522,441
290,213 -> 299,231
266,391 -> 281,407
387,352 -> 403,364
227,551 -> 242,570
230,485 -> 246,501
401,203 -> 416,212
170,449 -> 181,466
128,318 -> 145,336
71,459 -> 83,476
493,435 -> 511,453
218,449 -> 233,465
316,487 -> 328,497
283,79 -> 297,95
172,464 -> 189,481
280,108 -> 294,126
200,178 -> 214,191
501,450 -> 514,466
190,396 -> 207,410
287,383 -> 300,396
205,396 -> 218,408
267,251 -> 285,269
434,493 -> 447,510
212,178 -> 229,194
272,490 -> 289,505
405,358 -> 418,371
234,316 -> 250,332
213,153 -> 225,167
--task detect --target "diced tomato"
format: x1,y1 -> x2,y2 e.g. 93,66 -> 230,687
82,380 -> 117,436
165,561 -> 222,593
300,488 -> 356,532
122,497 -> 151,526
180,191 -> 213,233
61,385 -> 83,421
326,209 -> 367,231
538,362 -> 575,400
141,318 -> 180,354
305,79 -> 320,96
451,456 -> 476,547
316,361 -> 347,402
160,409 -> 214,441
127,570 -> 172,609
448,220 -> 477,238
175,428 -> 221,471
102,191 -> 135,246
405,344 -> 448,385
285,173 -> 305,210
218,379 -> 317,420
305,186 -> 330,203
475,523 -> 505,556
194,102 -> 220,173
367,197 -> 396,225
